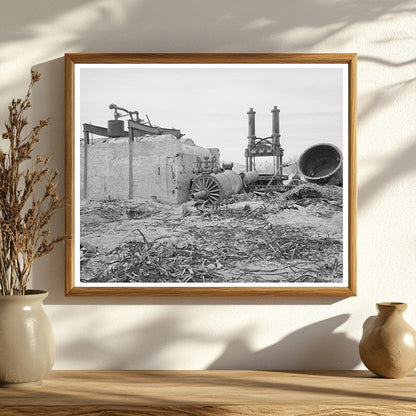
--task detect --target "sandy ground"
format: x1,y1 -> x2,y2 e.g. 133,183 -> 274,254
80,185 -> 344,284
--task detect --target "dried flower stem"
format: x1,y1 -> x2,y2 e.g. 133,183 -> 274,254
0,71 -> 65,295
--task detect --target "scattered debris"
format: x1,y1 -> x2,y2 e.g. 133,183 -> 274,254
287,183 -> 343,203
80,183 -> 344,284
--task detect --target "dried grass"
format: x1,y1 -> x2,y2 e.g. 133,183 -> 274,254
0,72 -> 65,295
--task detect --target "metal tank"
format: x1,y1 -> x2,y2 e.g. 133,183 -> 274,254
242,170 -> 259,187
107,119 -> 125,137
298,143 -> 343,186
191,170 -> 258,204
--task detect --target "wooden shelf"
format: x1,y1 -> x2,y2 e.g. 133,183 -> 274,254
1,370 -> 415,415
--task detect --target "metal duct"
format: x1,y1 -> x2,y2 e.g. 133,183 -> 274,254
298,143 -> 343,186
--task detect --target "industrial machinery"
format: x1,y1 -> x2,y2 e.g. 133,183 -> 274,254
244,106 -> 288,190
83,104 -> 184,142
191,170 -> 259,204
298,143 -> 343,186
193,156 -> 221,175
107,103 -> 184,138
191,105 -> 293,203
82,104 -> 185,200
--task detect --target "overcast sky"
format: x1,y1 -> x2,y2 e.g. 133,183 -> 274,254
79,65 -> 345,165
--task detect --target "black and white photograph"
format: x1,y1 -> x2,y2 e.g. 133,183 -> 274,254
65,54 -> 356,296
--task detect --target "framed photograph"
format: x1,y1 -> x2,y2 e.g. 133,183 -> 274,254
65,53 -> 356,296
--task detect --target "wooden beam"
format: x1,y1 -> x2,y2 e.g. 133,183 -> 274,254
82,123 -> 129,137
128,120 -> 182,138
83,131 -> 89,199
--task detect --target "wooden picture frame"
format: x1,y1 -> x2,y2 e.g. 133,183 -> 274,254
65,53 -> 356,296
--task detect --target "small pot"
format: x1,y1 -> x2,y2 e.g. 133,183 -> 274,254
359,302 -> 416,378
0,290 -> 55,387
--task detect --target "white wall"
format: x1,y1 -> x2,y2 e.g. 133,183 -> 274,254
0,0 -> 415,370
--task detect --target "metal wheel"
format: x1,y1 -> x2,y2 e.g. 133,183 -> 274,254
191,175 -> 221,204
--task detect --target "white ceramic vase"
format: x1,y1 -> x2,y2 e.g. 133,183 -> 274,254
0,290 -> 55,387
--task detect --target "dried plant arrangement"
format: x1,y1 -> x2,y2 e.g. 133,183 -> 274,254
0,71 -> 64,295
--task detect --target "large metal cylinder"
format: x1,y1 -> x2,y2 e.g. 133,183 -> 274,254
107,119 -> 124,137
191,170 -> 244,203
298,143 -> 343,186
242,170 -> 259,187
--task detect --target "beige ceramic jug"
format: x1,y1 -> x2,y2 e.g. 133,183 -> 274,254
359,302 -> 416,378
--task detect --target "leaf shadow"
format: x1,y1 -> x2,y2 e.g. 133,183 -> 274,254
207,314 -> 360,370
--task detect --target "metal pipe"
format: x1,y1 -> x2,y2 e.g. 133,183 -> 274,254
247,108 -> 256,172
247,108 -> 256,140
271,106 -> 280,146
191,190 -> 208,200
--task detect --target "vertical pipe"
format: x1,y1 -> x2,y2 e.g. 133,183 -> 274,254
247,107 -> 256,139
83,128 -> 89,199
271,106 -> 280,146
128,127 -> 134,199
271,106 -> 283,178
247,108 -> 256,172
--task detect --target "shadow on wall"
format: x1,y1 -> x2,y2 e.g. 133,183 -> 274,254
54,310 -> 215,369
18,0 -> 415,304
30,61 -> 416,305
358,138 -> 416,210
53,307 -> 359,370
0,0 -> 413,373
30,57 -> 67,301
28,55 -> 346,305
208,314 -> 360,370
0,0 -> 414,97
1,0 -> 413,51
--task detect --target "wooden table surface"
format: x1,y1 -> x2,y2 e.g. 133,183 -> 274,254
1,370 -> 415,415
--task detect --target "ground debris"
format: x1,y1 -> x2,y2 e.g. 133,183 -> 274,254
80,199 -> 161,226
286,183 -> 343,203
82,220 -> 342,284
80,183 -> 344,284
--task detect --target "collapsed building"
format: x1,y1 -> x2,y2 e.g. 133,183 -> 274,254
80,134 -> 217,204
80,105 -> 219,204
